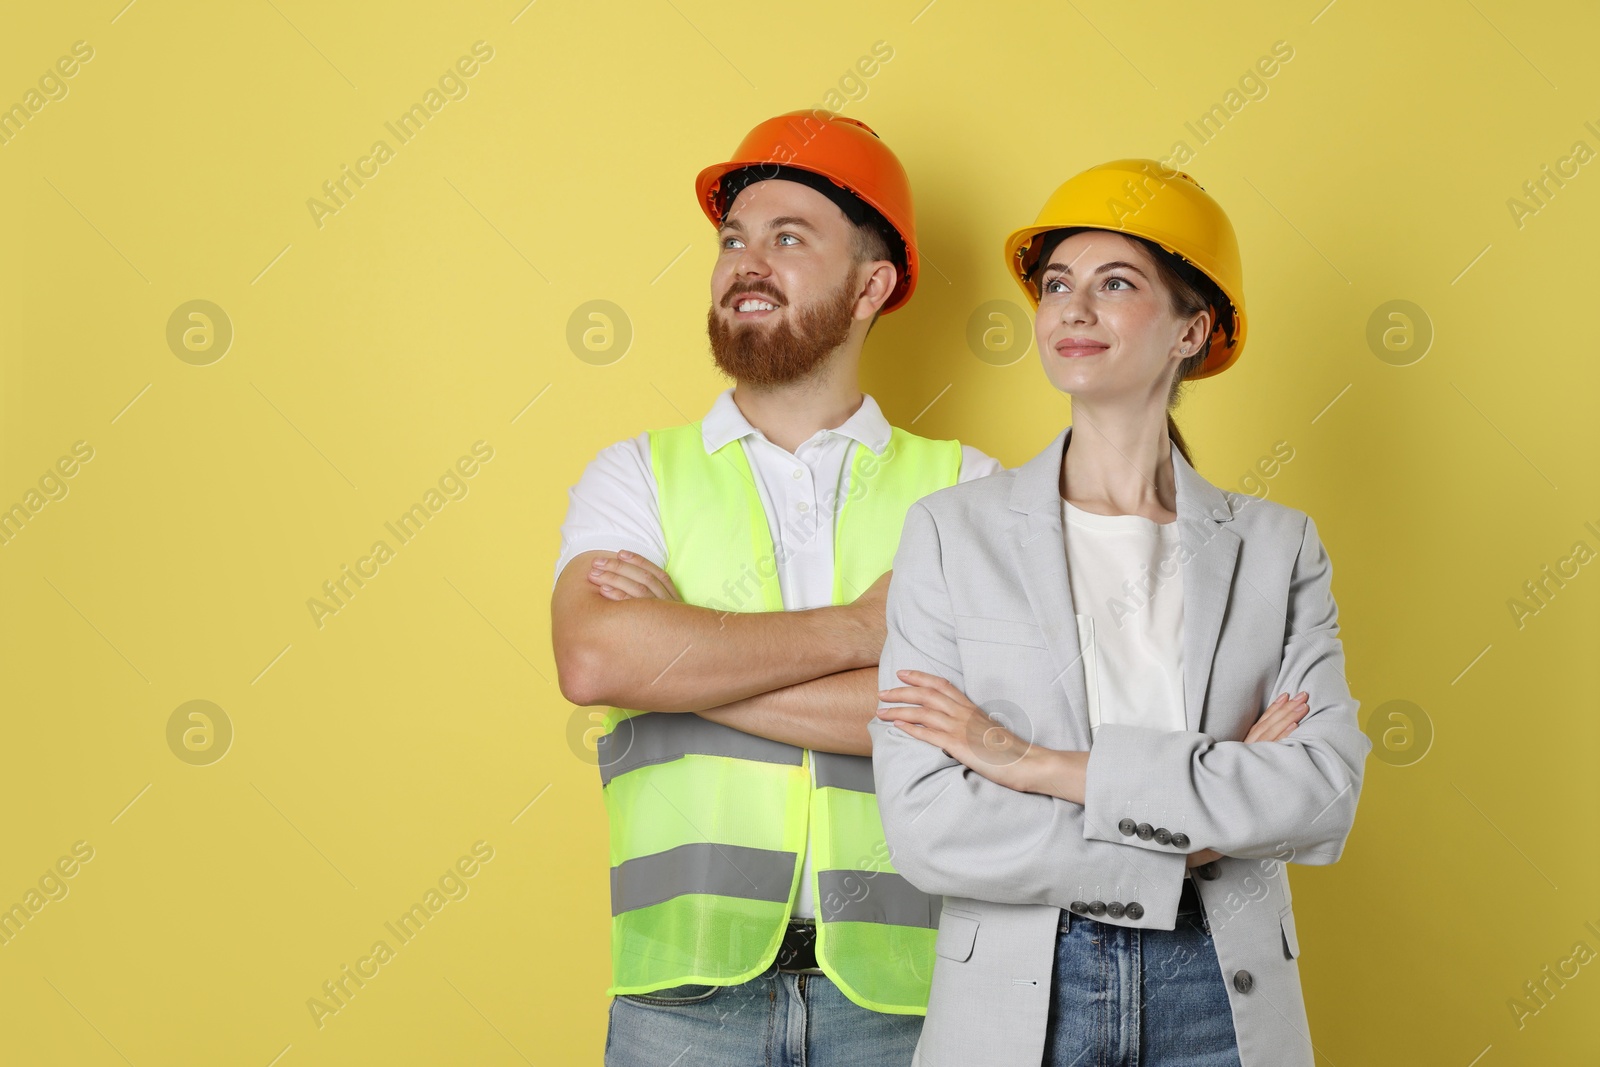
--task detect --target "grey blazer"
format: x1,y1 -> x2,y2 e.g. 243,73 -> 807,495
869,424 -> 1372,1067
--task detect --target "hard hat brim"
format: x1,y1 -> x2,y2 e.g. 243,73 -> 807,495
694,111 -> 920,315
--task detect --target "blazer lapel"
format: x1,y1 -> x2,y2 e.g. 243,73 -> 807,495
1006,427 -> 1093,747
1005,425 -> 1241,740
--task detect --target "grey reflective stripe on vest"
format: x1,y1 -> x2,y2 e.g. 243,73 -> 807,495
815,870 -> 940,928
598,711 -> 804,787
811,752 -> 875,793
610,842 -> 796,916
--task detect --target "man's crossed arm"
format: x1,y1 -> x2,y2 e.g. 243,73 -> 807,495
550,548 -> 890,756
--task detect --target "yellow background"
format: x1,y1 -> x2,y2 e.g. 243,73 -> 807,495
3,0 -> 1597,1063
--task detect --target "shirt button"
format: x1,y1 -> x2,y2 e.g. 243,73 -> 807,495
792,468 -> 803,479
797,502 -> 809,512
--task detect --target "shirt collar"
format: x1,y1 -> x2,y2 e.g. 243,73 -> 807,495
700,386 -> 893,456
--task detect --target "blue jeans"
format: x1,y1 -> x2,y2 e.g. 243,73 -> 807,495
605,961 -> 923,1066
1044,907 -> 1242,1066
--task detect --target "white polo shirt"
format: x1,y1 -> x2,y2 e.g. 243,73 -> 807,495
555,386 -> 1004,920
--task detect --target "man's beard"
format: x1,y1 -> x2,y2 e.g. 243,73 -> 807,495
706,275 -> 859,387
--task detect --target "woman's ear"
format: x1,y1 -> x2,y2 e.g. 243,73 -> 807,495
1182,307 -> 1215,354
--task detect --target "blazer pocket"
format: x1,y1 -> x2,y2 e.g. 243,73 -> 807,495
934,912 -> 980,962
953,614 -> 1050,650
1279,905 -> 1301,960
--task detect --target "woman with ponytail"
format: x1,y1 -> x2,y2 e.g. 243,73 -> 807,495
868,160 -> 1371,1066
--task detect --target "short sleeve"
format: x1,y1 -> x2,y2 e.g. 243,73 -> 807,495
957,443 -> 1006,482
551,432 -> 668,591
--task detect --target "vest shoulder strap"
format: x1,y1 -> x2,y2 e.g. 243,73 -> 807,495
832,427 -> 964,601
648,421 -> 782,612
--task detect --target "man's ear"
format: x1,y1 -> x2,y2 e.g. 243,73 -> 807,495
856,261 -> 898,321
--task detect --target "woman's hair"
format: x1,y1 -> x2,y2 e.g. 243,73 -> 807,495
1029,227 -> 1234,469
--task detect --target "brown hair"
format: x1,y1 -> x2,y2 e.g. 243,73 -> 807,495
1028,227 -> 1233,470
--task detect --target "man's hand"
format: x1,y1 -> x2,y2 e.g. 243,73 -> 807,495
587,550 -> 681,602
845,569 -> 892,666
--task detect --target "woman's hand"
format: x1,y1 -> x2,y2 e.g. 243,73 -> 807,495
587,550 -> 681,601
1245,690 -> 1309,743
1185,691 -> 1311,868
876,669 -> 1042,793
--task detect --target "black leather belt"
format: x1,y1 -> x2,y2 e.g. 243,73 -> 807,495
1177,875 -> 1203,915
776,919 -> 818,971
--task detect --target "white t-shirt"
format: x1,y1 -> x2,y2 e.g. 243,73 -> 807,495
555,387 -> 1005,922
1062,499 -> 1186,742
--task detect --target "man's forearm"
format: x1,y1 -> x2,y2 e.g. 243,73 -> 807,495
696,666 -> 879,755
577,598 -> 875,713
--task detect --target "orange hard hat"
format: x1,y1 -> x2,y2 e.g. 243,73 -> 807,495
696,110 -> 919,314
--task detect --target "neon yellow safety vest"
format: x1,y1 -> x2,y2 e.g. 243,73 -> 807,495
596,419 -> 964,1014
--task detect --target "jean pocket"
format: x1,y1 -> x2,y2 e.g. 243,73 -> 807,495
618,982 -> 723,1006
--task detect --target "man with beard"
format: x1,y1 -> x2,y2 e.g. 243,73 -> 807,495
551,110 -> 1003,1066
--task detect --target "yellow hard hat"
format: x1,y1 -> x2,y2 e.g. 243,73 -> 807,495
1003,159 -> 1246,380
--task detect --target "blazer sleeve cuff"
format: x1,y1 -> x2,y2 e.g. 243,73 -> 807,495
1082,722 -> 1210,854
1079,845 -> 1191,931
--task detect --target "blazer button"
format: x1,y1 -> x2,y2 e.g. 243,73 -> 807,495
1136,822 -> 1154,840
1069,900 -> 1089,914
1171,832 -> 1190,849
1125,901 -> 1144,919
1233,970 -> 1254,993
1088,900 -> 1106,916
1118,818 -> 1137,836
1198,861 -> 1220,880
1106,901 -> 1125,918
1154,827 -> 1172,845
